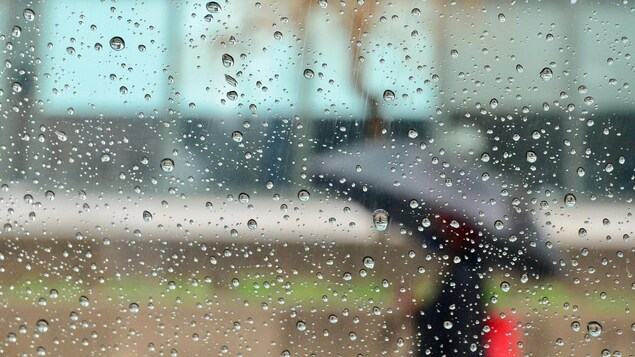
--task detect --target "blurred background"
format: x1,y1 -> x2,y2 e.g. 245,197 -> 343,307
0,0 -> 633,356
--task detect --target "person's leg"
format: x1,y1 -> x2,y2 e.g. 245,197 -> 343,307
418,261 -> 484,356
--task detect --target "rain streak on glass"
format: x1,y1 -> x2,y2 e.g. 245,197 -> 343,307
372,209 -> 390,231
109,36 -> 125,51
160,158 -> 175,173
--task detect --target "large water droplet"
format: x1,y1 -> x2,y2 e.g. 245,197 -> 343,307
231,131 -> 243,142
128,302 -> 140,313
160,158 -> 174,173
303,68 -> 314,79
12,82 -> 22,93
587,321 -> 602,337
109,36 -> 125,51
363,256 -> 375,269
296,320 -> 307,331
372,209 -> 390,231
500,281 -> 511,292
540,67 -> 553,81
206,1 -> 222,13
383,90 -> 395,102
564,193 -> 576,207
526,151 -> 537,163
222,53 -> 234,67
238,193 -> 250,204
45,190 -> 55,201
297,189 -> 310,202
35,320 -> 48,333
23,9 -> 35,22
142,210 -> 153,222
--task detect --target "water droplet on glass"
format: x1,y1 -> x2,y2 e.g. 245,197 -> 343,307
411,8 -> 421,16
206,1 -> 222,13
409,199 -> 419,208
35,320 -> 48,333
231,131 -> 243,142
526,151 -> 537,163
45,190 -> 55,201
489,98 -> 499,109
160,158 -> 175,173
119,86 -> 128,94
297,189 -> 310,202
516,64 -> 524,73
238,193 -> 250,204
587,321 -> 602,337
408,129 -> 418,139
372,209 -> 390,231
303,68 -> 314,79
225,74 -> 237,87
494,220 -> 504,230
247,219 -> 258,229
363,256 -> 375,269
564,193 -> 576,207
109,36 -> 125,51
577,167 -> 585,177
227,91 -> 238,100
142,210 -> 153,222
383,90 -> 395,102
443,321 -> 453,329
498,13 -> 506,22
500,281 -> 511,292
128,303 -> 140,313
318,0 -> 328,8
23,9 -> 35,21
273,31 -> 283,40
578,228 -> 587,237
222,53 -> 234,67
12,26 -> 21,37
12,82 -> 22,93
571,321 -> 581,332
79,296 -> 90,307
450,49 -> 459,58
540,67 -> 553,81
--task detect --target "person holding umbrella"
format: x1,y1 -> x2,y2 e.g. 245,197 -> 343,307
309,116 -> 559,355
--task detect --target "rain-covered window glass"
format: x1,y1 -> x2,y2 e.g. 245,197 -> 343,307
0,0 -> 634,356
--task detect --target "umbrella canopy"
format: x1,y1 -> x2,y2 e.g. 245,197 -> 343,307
309,139 -> 559,275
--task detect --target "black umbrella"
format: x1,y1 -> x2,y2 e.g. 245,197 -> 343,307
309,138 -> 559,355
309,138 -> 558,274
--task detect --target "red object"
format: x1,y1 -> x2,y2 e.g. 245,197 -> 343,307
483,314 -> 521,357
